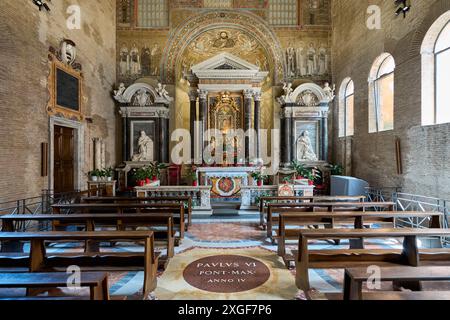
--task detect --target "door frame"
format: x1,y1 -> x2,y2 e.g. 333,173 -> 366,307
49,116 -> 85,192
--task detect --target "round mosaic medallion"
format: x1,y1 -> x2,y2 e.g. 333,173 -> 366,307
183,255 -> 271,293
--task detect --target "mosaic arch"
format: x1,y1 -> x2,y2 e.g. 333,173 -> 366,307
161,10 -> 286,84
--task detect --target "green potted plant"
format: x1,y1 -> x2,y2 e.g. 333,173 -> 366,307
292,161 -> 321,186
89,169 -> 102,182
187,167 -> 198,187
149,162 -> 168,181
104,167 -> 114,182
291,161 -> 310,185
251,171 -> 267,187
133,168 -> 147,187
329,164 -> 344,176
143,165 -> 152,184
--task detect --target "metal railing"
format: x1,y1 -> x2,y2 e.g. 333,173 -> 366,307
0,188 -> 105,232
367,187 -> 450,246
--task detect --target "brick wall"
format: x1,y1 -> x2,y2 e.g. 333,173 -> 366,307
331,0 -> 450,199
0,0 -> 117,202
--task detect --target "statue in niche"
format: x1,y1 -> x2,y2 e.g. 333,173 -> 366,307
132,131 -> 153,162
318,44 -> 328,75
297,131 -> 318,162
286,44 -> 296,78
130,43 -> 141,75
133,89 -> 151,107
141,45 -> 152,76
213,31 -> 236,49
119,44 -> 130,76
60,39 -> 77,66
306,43 -> 318,76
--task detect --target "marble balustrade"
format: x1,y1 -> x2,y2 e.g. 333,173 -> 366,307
240,185 -> 315,210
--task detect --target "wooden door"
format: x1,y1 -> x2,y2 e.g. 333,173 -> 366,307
54,126 -> 75,193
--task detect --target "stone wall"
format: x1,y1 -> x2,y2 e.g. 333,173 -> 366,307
331,0 -> 450,199
0,0 -> 117,202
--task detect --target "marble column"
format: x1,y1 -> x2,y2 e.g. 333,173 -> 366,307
290,107 -> 296,164
122,117 -> 128,162
322,112 -> 329,161
198,90 -> 208,164
160,110 -> 170,163
280,108 -> 292,166
254,91 -> 261,162
244,89 -> 254,164
93,138 -> 105,170
189,90 -> 198,163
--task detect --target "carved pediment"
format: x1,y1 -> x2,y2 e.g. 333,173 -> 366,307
188,52 -> 269,83
214,63 -> 237,70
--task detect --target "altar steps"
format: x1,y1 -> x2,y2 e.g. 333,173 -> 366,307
212,202 -> 240,216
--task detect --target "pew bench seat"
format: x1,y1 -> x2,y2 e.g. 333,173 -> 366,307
294,228 -> 450,292
344,266 -> 450,300
0,272 -> 109,300
0,231 -> 159,298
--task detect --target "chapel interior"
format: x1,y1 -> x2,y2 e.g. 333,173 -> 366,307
0,0 -> 449,301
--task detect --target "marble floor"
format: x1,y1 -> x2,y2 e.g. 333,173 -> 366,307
0,215 -> 425,300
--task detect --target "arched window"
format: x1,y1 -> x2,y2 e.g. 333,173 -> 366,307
421,11 -> 450,125
339,78 -> 354,137
368,53 -> 395,133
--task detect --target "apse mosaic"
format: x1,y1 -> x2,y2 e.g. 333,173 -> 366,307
181,29 -> 271,78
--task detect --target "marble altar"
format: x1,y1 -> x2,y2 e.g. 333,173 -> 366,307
197,166 -> 258,199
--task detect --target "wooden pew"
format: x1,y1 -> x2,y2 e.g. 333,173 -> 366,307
277,211 -> 443,267
81,196 -> 193,228
0,272 -> 109,300
259,196 -> 366,227
52,203 -> 185,239
343,266 -> 450,300
0,231 -> 159,297
0,213 -> 175,261
294,228 -> 450,292
266,202 -> 396,238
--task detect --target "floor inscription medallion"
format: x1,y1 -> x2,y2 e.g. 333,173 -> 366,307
183,255 -> 271,293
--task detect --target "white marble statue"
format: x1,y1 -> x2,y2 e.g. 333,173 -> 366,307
323,82 -> 336,101
282,82 -> 293,97
114,83 -> 126,98
132,131 -> 153,162
297,131 -> 318,162
156,83 -> 169,99
60,39 -> 77,66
